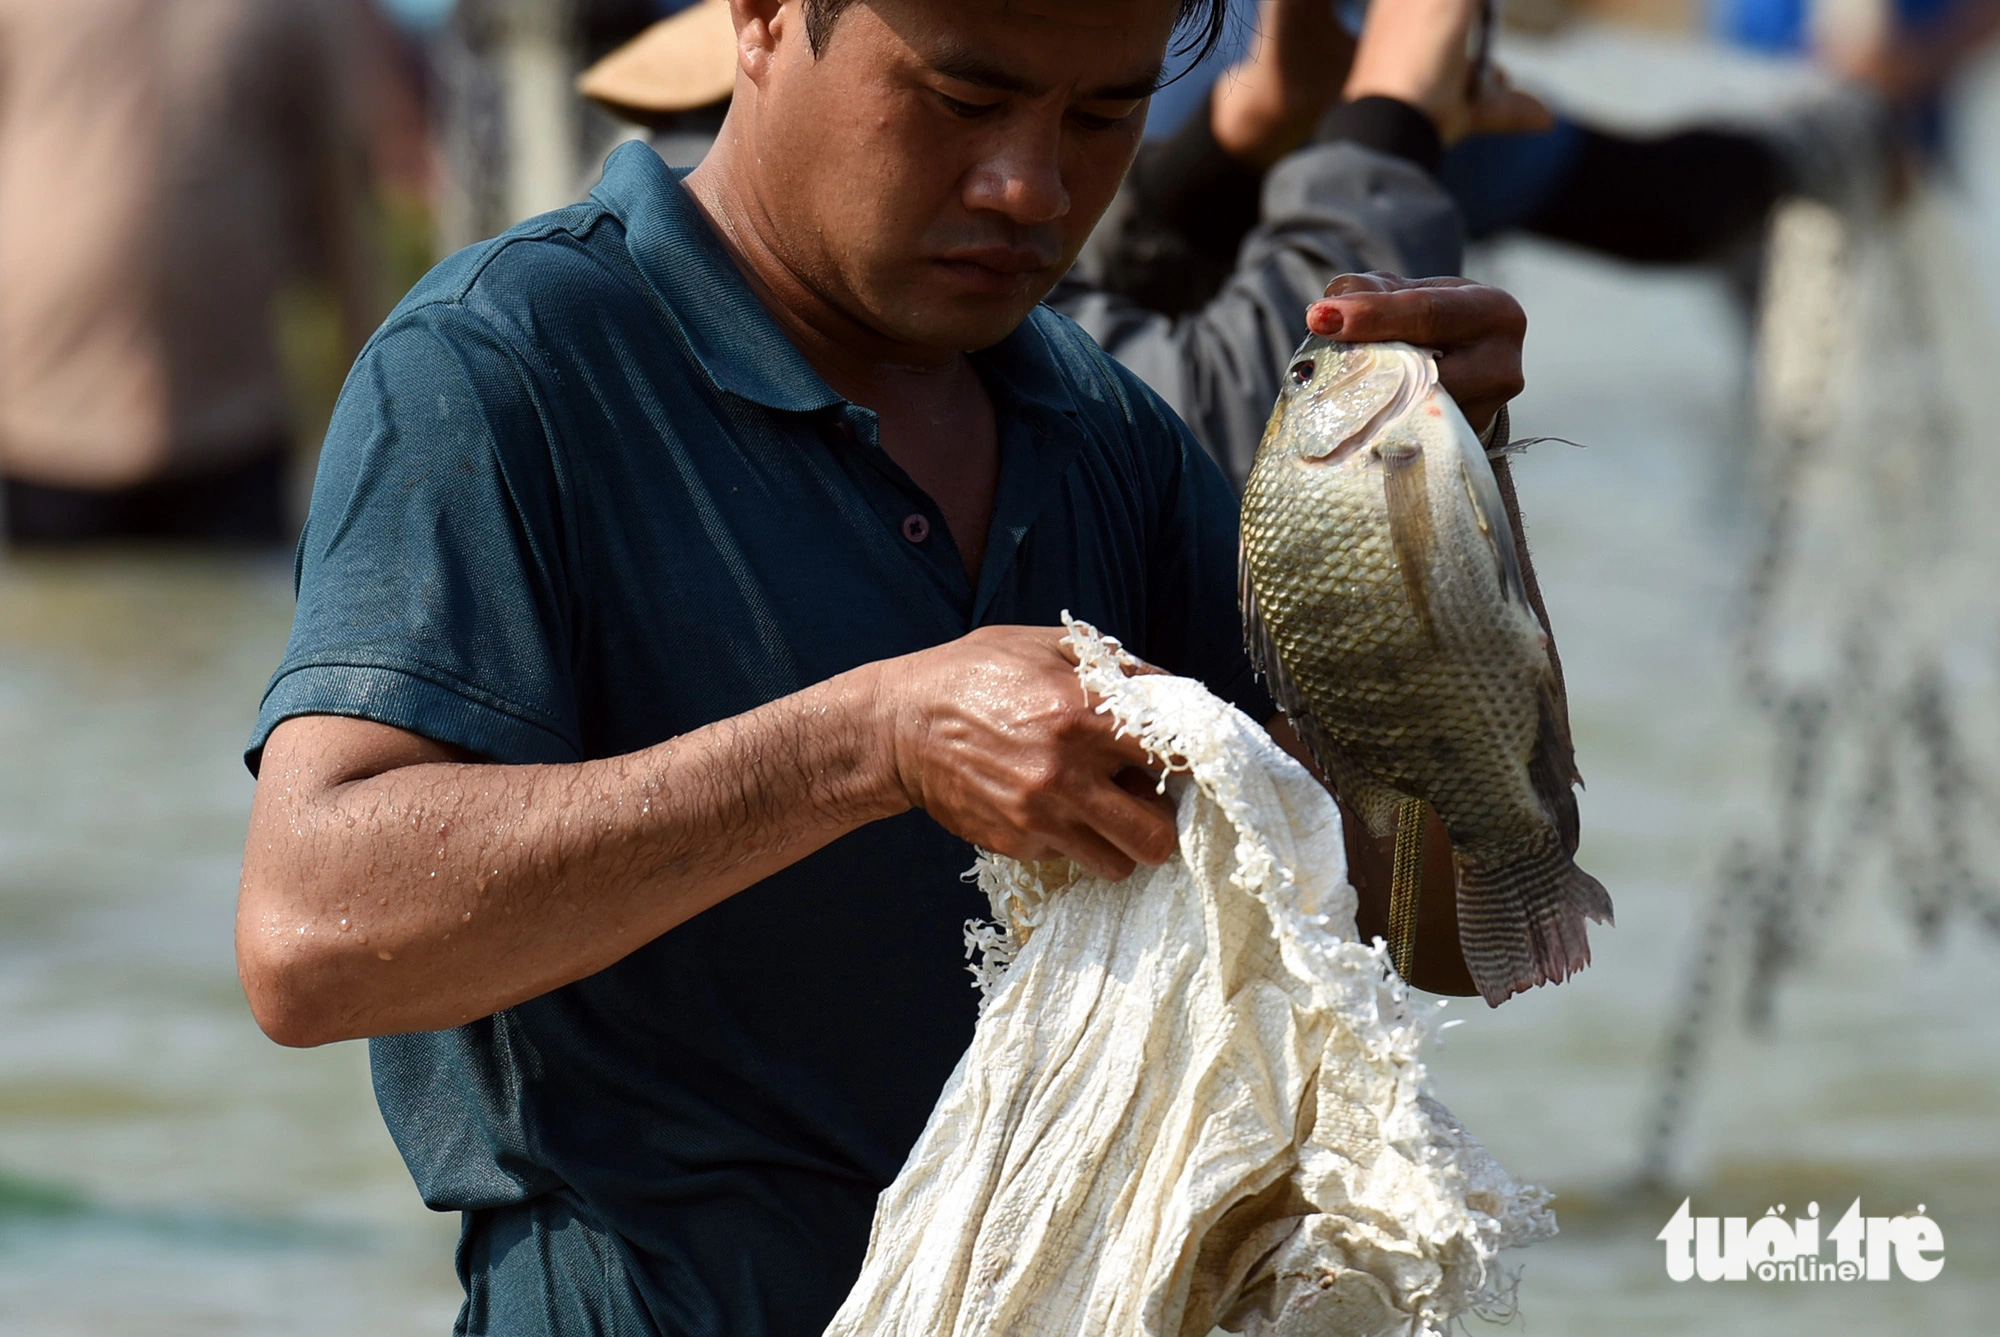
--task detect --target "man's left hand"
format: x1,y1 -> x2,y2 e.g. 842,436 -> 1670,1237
1305,272 -> 1526,436
1340,0 -> 1552,146
1210,0 -> 1357,169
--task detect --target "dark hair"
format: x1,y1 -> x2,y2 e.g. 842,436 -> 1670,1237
800,0 -> 1231,69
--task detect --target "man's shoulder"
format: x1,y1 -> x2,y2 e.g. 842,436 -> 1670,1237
319,208 -> 656,495
387,202 -> 641,339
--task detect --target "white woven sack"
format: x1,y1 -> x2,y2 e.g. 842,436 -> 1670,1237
824,618 -> 1555,1337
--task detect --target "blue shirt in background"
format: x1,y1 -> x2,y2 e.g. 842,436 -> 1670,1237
248,142 -> 1271,1336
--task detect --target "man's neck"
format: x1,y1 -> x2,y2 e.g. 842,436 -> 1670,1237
684,130 -> 1003,580
684,136 -> 967,411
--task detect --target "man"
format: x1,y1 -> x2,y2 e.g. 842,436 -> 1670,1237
238,2 -> 1527,1333
0,0 -> 381,546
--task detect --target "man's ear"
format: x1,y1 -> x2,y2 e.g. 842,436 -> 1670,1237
730,0 -> 792,85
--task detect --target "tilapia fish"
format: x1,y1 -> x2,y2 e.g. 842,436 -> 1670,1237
1239,336 -> 1612,1005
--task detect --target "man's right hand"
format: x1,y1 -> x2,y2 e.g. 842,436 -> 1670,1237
876,625 -> 1177,882
239,624 -> 1179,1046
1341,0 -> 1552,145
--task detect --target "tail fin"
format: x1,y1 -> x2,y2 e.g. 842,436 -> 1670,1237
1454,834 -> 1614,1007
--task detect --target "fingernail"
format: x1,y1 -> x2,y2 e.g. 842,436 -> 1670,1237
1308,302 -> 1343,337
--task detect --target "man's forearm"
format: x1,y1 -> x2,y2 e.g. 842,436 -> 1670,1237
240,666 -> 904,1045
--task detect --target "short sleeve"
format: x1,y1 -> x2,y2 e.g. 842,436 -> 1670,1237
1126,369 -> 1278,726
246,306 -> 581,772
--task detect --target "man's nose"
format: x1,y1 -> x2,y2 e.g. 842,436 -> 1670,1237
963,121 -> 1070,227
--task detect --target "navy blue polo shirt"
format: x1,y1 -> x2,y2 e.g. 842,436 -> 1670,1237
249,142 -> 1272,1336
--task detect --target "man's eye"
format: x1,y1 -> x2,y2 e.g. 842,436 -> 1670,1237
1071,107 -> 1140,133
937,92 -> 1003,119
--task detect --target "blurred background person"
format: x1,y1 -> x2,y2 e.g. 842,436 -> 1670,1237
431,0 -> 689,249
574,0 -> 734,167
0,0 -> 396,549
1721,0 -> 2000,148
1138,0 -> 1897,278
1062,0 -> 1550,484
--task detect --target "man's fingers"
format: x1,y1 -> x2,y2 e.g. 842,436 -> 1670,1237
1321,271 -> 1400,299
1324,272 -> 1480,298
1047,626 -> 1168,680
1053,826 -> 1141,883
1072,777 -> 1178,870
1435,340 -> 1526,429
1467,80 -> 1555,139
1435,339 -> 1526,397
1112,764 -> 1166,800
988,822 -> 1135,883
1310,276 -> 1503,339
1315,283 -> 1526,350
1075,717 -> 1158,776
1312,284 -> 1528,366
1303,278 -> 1525,430
931,624 -> 1190,878
998,762 -> 1173,881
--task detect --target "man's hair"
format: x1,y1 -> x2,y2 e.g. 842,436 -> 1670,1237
799,0 -> 1231,68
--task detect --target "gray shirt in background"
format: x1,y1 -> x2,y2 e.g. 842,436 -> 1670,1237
1051,137 -> 1463,491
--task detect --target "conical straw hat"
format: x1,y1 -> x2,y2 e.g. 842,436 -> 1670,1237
577,0 -> 737,119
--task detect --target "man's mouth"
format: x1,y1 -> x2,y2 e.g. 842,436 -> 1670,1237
933,246 -> 1057,295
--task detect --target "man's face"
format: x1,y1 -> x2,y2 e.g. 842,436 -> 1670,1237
742,0 -> 1181,354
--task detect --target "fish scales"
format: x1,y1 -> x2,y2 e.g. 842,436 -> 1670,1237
1240,336 -> 1612,1005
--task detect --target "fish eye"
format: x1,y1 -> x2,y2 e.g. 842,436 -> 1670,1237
1288,359 -> 1315,387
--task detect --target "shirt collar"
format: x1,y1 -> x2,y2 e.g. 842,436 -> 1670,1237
593,142 -> 843,414
593,141 -> 1085,429
974,314 -> 1085,427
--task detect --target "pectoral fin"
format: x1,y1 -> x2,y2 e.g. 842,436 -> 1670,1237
1381,441 -> 1438,644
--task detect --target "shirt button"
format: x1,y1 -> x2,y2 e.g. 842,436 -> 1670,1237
833,419 -> 857,444
900,513 -> 930,543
